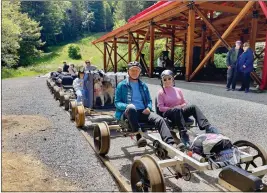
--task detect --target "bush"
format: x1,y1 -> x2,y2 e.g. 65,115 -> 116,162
68,44 -> 82,59
214,53 -> 227,68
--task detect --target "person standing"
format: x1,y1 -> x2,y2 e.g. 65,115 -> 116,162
83,60 -> 97,72
62,61 -> 69,73
226,41 -> 243,91
237,42 -> 254,93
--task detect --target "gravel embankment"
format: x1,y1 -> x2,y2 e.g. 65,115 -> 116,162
2,76 -> 267,191
2,77 -> 119,191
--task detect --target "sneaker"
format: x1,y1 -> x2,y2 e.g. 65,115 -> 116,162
245,89 -> 249,93
180,130 -> 190,146
206,126 -> 219,134
137,137 -> 147,148
231,88 -> 235,91
226,88 -> 230,91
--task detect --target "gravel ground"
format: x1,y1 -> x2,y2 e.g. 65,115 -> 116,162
2,76 -> 267,191
2,77 -> 119,191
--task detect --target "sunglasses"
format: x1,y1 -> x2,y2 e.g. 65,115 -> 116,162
163,77 -> 172,82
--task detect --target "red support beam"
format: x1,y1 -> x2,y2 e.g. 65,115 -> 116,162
260,33 -> 267,90
259,1 -> 267,18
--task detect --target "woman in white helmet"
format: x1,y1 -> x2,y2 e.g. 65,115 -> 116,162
157,70 -> 219,147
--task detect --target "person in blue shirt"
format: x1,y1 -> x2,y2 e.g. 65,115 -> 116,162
114,61 -> 175,148
237,42 -> 254,93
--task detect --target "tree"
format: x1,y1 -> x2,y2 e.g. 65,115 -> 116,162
103,2 -> 113,31
88,1 -> 105,32
2,2 -> 21,67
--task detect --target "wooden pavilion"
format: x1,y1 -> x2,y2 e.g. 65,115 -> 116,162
92,1 -> 267,90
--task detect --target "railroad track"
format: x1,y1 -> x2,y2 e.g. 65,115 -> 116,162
63,108 -> 132,192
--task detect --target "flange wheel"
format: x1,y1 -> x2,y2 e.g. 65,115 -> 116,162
64,95 -> 70,111
75,105 -> 85,127
69,101 -> 77,120
131,155 -> 165,192
234,140 -> 267,177
93,122 -> 110,156
59,92 -> 65,106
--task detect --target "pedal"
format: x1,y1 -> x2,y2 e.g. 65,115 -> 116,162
218,165 -> 264,192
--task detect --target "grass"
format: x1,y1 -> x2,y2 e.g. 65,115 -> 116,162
2,32 -> 107,79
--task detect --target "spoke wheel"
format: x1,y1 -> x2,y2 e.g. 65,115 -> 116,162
234,140 -> 267,177
131,155 -> 165,192
64,95 -> 70,111
75,105 -> 85,127
59,92 -> 65,106
93,122 -> 110,156
70,101 -> 77,120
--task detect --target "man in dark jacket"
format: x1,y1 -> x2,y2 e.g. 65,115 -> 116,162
115,61 -> 175,148
226,40 -> 243,91
237,42 -> 254,93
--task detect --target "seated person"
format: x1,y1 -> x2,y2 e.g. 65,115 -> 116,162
51,67 -> 64,84
68,64 -> 77,77
73,70 -> 85,104
83,60 -> 97,72
163,56 -> 174,71
115,61 -> 176,148
157,55 -> 164,68
62,61 -> 69,73
157,70 -> 219,147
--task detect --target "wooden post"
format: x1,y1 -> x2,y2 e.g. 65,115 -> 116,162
114,37 -> 117,73
185,6 -> 195,81
136,28 -> 150,61
249,10 -> 258,51
171,26 -> 175,65
183,33 -> 186,67
189,1 -> 255,81
166,38 -> 169,51
104,42 -> 107,72
200,24 -> 207,60
149,22 -> 155,78
128,32 -> 132,63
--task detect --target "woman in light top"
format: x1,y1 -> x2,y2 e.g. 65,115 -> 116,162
157,70 -> 218,147
73,70 -> 84,104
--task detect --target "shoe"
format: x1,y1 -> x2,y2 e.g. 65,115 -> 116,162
180,130 -> 190,146
226,88 -> 230,91
231,88 -> 235,91
245,89 -> 249,93
206,126 -> 219,134
238,88 -> 245,91
137,137 -> 147,147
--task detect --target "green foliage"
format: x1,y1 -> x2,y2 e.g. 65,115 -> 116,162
68,44 -> 82,59
2,1 -> 43,67
214,53 -> 227,68
89,2 -> 105,32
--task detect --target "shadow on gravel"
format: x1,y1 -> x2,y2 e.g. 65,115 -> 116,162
142,77 -> 267,105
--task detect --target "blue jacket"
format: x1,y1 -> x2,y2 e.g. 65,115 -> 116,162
114,77 -> 152,120
238,48 -> 254,73
226,47 -> 243,67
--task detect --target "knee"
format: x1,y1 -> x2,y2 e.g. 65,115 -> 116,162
126,104 -> 136,111
188,104 -> 197,109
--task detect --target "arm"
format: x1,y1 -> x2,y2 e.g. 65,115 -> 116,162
177,89 -> 187,108
73,78 -> 79,91
157,92 -> 171,113
226,50 -> 231,67
114,84 -> 128,111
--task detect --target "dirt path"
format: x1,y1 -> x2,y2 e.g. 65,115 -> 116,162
2,115 -> 78,191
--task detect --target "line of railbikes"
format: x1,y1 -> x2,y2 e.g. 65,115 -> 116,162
46,70 -> 267,192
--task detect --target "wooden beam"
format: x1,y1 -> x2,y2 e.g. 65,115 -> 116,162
185,7 -> 195,81
171,26 -> 175,64
166,38 -> 169,51
183,33 -> 186,67
194,5 -> 231,50
250,10 -> 259,51
199,3 -> 242,14
200,24 -> 207,60
158,20 -> 187,26
104,42 -> 107,72
136,27 -> 150,61
106,42 -> 114,69
114,37 -> 117,73
128,32 -> 132,63
107,43 -> 128,66
149,23 -> 155,78
189,1 -> 255,81
259,1 -> 267,18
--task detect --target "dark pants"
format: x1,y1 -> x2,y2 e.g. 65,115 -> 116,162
163,105 -> 210,131
241,72 -> 251,90
123,107 -> 174,145
227,67 -> 238,89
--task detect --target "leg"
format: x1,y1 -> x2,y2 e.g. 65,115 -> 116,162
76,90 -> 83,103
182,105 -> 210,130
226,68 -> 234,89
244,72 -> 251,92
122,105 -> 142,132
231,68 -> 238,89
147,112 -> 174,145
163,109 -> 189,145
238,72 -> 245,91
